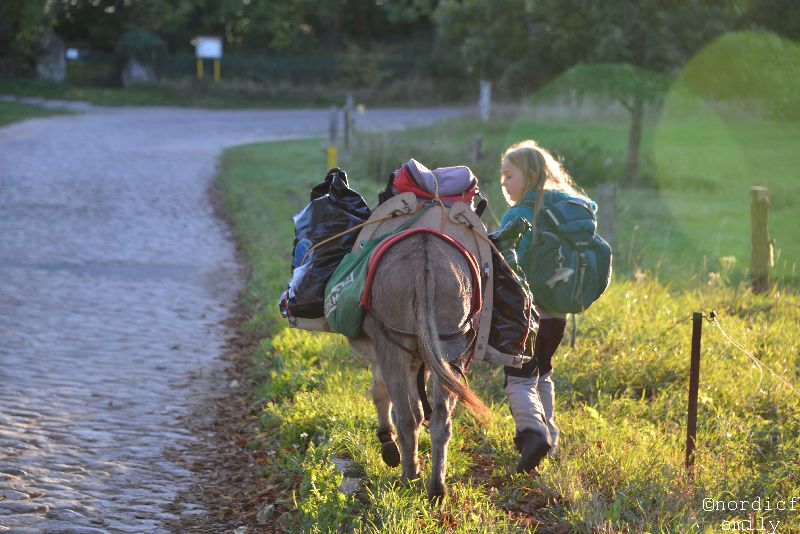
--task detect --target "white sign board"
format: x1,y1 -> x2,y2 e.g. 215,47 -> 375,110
195,36 -> 223,59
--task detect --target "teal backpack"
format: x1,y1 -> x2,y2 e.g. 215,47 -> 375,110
520,197 -> 612,314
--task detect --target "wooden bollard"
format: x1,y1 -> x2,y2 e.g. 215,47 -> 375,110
750,186 -> 772,293
328,106 -> 339,145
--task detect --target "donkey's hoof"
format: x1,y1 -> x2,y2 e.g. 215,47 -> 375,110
427,481 -> 448,503
381,440 -> 400,467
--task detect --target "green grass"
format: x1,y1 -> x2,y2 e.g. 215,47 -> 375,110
217,131 -> 799,532
0,100 -> 71,127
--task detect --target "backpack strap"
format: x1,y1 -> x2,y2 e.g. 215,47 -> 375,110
517,189 -> 545,240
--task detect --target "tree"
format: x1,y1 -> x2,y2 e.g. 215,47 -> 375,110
0,0 -> 51,75
737,0 -> 800,41
47,0 -> 437,56
434,0 -> 532,81
546,63 -> 672,183
433,0 -> 738,183
527,0 -> 737,184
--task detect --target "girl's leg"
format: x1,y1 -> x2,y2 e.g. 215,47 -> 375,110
504,344 -> 551,473
534,318 -> 567,452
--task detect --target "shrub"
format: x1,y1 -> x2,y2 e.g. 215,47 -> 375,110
113,28 -> 167,66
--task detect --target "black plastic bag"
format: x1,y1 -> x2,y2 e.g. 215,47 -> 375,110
279,168 -> 371,319
488,217 -> 537,356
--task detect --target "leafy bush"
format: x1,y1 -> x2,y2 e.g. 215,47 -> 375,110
337,44 -> 390,88
679,31 -> 800,120
551,140 -> 625,187
113,28 -> 167,65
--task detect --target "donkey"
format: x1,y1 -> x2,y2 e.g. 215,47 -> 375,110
350,231 -> 490,500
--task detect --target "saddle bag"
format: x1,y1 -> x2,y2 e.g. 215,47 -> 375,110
488,216 -> 537,357
279,168 -> 371,319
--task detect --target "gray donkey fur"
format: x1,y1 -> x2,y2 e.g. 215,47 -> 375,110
350,232 -> 490,500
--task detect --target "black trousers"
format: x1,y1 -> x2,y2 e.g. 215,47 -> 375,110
504,318 -> 567,379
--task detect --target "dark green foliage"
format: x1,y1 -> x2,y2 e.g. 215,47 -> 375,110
0,0 -> 51,75
551,140 -> 627,187
738,0 -> 800,41
434,0 -> 536,81
113,28 -> 167,64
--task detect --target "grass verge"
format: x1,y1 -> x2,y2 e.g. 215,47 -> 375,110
0,100 -> 71,127
216,125 -> 799,531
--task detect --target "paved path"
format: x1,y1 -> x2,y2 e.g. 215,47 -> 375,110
0,103 -> 464,533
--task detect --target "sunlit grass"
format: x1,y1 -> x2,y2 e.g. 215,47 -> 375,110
218,131 -> 799,531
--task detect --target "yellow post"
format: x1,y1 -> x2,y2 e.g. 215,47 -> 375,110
213,59 -> 221,82
326,146 -> 338,170
196,59 -> 204,79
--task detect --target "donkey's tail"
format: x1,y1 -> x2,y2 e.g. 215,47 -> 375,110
414,245 -> 491,422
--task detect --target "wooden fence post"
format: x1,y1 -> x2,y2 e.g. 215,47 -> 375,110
343,92 -> 354,157
471,134 -> 482,167
479,80 -> 491,122
750,186 -> 772,293
596,183 -> 616,249
686,311 -> 703,479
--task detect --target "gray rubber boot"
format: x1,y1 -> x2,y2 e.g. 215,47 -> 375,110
505,375 -> 552,472
537,371 -> 559,453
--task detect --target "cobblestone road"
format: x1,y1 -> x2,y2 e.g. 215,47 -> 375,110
0,104 -> 463,533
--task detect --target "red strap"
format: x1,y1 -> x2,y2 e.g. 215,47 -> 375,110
360,228 -> 482,318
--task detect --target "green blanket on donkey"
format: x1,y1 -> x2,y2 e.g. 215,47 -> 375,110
323,233 -> 382,339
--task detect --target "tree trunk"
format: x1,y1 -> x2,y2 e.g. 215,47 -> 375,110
348,0 -> 371,47
327,3 -> 342,50
624,95 -> 644,185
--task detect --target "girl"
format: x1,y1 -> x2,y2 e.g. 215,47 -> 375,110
499,139 -> 597,473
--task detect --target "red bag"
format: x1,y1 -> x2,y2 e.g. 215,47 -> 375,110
385,159 -> 478,205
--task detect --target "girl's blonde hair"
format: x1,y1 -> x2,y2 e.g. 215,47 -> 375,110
501,140 -> 584,210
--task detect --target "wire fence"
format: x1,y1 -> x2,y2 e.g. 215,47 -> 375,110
706,311 -> 798,395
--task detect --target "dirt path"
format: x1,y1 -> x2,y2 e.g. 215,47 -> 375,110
0,104 -> 464,533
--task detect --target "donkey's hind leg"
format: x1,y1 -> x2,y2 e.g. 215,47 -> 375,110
371,364 -> 400,467
372,343 -> 421,482
428,378 -> 457,501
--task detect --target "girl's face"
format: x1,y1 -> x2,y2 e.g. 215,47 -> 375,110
501,159 -> 526,205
